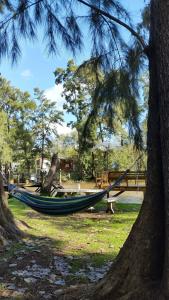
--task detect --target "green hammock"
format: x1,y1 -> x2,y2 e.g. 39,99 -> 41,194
10,169 -> 129,215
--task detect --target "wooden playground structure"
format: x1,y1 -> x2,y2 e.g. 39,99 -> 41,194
96,170 -> 146,191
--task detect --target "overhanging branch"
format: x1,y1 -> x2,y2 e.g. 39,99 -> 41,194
0,0 -> 43,30
77,0 -> 147,50
0,0 -> 147,53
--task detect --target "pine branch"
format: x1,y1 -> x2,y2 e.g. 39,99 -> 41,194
101,15 -> 123,68
0,0 -> 43,30
0,0 -> 148,64
0,0 -> 146,51
77,0 -> 147,50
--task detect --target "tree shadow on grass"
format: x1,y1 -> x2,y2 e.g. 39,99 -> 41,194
0,232 -> 118,300
44,211 -> 138,234
0,229 -> 120,300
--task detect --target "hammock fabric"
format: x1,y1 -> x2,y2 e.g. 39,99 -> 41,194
9,169 -> 129,216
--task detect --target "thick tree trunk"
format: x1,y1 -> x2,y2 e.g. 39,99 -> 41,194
89,1 -> 167,298
41,153 -> 59,194
90,1 -> 168,298
0,175 -> 23,247
154,1 -> 169,295
59,1 -> 169,299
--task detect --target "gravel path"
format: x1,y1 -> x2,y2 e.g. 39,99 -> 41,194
114,191 -> 143,204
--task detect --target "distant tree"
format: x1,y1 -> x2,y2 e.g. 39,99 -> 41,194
54,131 -> 78,159
55,60 -> 134,178
109,144 -> 146,171
0,111 -> 12,170
55,60 -> 100,150
55,60 -> 100,178
0,76 -> 36,178
12,92 -> 36,178
33,88 -> 63,181
0,76 -> 19,133
14,123 -> 35,179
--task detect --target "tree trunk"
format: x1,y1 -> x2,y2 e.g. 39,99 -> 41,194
91,151 -> 95,179
0,175 -> 23,247
89,1 -> 167,298
40,133 -> 45,184
41,153 -> 59,194
59,1 -> 169,299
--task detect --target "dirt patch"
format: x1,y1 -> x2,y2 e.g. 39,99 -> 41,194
26,211 -> 50,220
69,213 -> 113,221
26,210 -> 113,222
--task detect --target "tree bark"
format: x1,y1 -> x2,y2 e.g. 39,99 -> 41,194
0,175 -> 23,247
153,1 -> 169,295
40,132 -> 45,184
41,153 -> 60,194
59,1 -> 169,299
91,151 -> 95,179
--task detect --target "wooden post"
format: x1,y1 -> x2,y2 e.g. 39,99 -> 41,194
59,169 -> 62,185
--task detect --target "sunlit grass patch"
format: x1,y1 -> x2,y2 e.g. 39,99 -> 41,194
0,283 -> 6,291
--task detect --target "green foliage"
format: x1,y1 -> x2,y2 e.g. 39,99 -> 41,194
0,75 -> 65,179
109,145 -> 146,171
12,92 -> 36,175
138,3 -> 150,41
55,59 -> 101,150
82,52 -> 144,150
32,88 -> 63,169
54,132 -> 78,159
54,58 -> 145,179
0,75 -> 38,176
55,59 -> 136,150
55,59 -> 108,178
0,111 -> 12,164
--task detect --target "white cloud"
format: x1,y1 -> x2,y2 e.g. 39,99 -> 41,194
45,84 -> 75,136
56,123 -> 74,135
21,69 -> 32,78
44,84 -> 65,110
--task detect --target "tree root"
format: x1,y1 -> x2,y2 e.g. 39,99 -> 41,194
56,284 -> 94,300
16,219 -> 32,229
56,283 -> 167,300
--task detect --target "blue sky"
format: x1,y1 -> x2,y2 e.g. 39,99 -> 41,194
0,0 -> 146,134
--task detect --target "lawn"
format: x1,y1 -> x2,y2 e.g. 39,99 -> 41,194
0,198 -> 141,299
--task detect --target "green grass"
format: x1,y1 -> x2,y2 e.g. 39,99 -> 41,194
8,198 -> 141,268
0,283 -> 6,291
